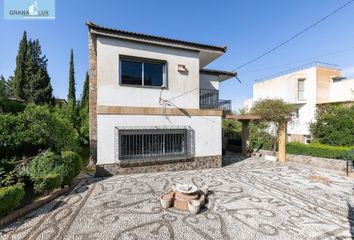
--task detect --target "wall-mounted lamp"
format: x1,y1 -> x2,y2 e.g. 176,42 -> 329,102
177,64 -> 187,72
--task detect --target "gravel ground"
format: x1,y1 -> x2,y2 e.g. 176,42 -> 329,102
1,152 -> 353,240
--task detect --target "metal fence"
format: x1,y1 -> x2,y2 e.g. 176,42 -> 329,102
255,61 -> 339,83
200,88 -> 219,109
218,100 -> 232,112
200,89 -> 232,111
115,126 -> 193,161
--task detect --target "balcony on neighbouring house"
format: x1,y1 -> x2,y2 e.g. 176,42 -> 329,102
199,89 -> 232,112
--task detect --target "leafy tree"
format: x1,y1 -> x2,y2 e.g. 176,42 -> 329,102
250,99 -> 295,152
310,104 -> 354,146
13,31 -> 28,99
251,99 -> 295,124
67,49 -> 76,104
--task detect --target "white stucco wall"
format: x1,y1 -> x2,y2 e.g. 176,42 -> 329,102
96,36 -> 200,109
243,98 -> 253,112
329,78 -> 354,102
97,115 -> 222,165
249,67 -> 318,136
200,73 -> 220,90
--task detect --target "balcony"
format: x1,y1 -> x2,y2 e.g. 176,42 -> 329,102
199,89 -> 232,112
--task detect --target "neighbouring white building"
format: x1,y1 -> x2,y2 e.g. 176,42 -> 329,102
86,22 -> 235,176
244,62 -> 354,144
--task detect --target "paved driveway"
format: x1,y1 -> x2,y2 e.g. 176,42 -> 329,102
1,153 -> 354,239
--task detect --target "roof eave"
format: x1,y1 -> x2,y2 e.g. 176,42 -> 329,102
86,21 -> 227,54
200,69 -> 237,82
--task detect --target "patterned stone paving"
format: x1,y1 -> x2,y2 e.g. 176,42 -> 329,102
1,152 -> 353,240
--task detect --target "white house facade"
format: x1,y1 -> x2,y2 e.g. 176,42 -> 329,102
87,22 -> 235,176
244,62 -> 354,144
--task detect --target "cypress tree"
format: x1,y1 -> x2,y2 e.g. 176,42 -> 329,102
28,68 -> 53,104
24,40 -> 34,99
6,76 -> 14,98
0,75 -> 7,100
13,31 -> 28,99
80,72 -> 89,109
68,49 -> 76,104
27,39 -> 53,104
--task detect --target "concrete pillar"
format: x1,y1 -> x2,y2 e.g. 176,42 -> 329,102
241,120 -> 250,155
278,121 -> 287,162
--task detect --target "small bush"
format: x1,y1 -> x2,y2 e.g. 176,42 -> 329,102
28,150 -> 62,178
310,104 -> 354,146
0,99 -> 26,114
59,151 -> 83,186
28,151 -> 62,194
0,183 -> 25,217
0,114 -> 25,158
286,142 -> 353,160
32,172 -> 61,194
28,150 -> 83,192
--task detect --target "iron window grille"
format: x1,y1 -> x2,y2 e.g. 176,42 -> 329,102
115,126 -> 193,162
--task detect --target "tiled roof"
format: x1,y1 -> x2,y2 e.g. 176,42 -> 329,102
86,21 -> 227,53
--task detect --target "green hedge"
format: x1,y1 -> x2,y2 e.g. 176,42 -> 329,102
0,183 -> 25,217
32,172 -> 62,194
0,99 -> 26,114
28,150 -> 83,194
286,142 -> 354,160
59,151 -> 83,186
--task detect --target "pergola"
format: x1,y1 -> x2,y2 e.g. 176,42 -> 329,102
224,114 -> 287,162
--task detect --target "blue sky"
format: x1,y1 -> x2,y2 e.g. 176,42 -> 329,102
0,0 -> 354,110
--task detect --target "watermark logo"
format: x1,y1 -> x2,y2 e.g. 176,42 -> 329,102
4,0 -> 55,20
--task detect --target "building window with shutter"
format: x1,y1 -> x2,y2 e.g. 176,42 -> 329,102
298,79 -> 305,101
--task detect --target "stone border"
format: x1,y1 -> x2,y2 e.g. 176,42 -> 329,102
0,187 -> 70,228
256,149 -> 352,176
95,155 -> 222,176
0,176 -> 85,228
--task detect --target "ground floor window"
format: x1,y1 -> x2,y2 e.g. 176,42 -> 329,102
115,126 -> 192,160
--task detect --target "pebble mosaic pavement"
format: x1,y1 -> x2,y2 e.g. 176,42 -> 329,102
1,152 -> 353,240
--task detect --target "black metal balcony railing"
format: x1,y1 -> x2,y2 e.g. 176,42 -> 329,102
199,89 -> 232,112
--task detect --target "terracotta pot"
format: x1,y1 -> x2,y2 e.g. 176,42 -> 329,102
160,195 -> 172,209
188,200 -> 200,214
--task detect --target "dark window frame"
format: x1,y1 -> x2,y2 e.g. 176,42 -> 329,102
119,55 -> 167,89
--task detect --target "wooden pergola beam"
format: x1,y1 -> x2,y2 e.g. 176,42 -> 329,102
224,114 -> 260,121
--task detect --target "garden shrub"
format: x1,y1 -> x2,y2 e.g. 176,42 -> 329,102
0,183 -> 25,217
21,104 -> 79,154
28,151 -> 62,194
28,150 -> 83,192
0,114 -> 26,158
28,150 -> 62,178
32,172 -> 61,194
58,151 -> 83,186
0,104 -> 80,158
310,105 -> 354,146
0,99 -> 26,114
286,142 -> 353,160
222,119 -> 242,140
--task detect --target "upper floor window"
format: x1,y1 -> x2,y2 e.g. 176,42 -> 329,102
120,56 -> 166,87
298,79 -> 305,101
